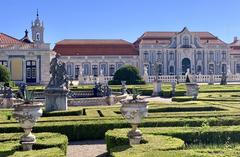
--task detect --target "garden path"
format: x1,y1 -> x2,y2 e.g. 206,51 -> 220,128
67,140 -> 107,157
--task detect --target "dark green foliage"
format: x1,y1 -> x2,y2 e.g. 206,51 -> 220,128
0,65 -> 10,83
109,65 -> 145,85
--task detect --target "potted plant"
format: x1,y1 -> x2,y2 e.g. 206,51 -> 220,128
12,88 -> 43,151
120,88 -> 148,145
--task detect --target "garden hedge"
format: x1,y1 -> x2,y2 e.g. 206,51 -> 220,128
106,127 -> 240,157
0,132 -> 68,157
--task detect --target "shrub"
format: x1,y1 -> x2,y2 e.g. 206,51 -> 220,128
109,65 -> 145,85
0,132 -> 68,157
0,65 -> 10,83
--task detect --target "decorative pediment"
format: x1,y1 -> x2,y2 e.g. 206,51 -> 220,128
168,27 -> 203,48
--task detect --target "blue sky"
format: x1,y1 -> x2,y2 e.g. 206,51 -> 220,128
0,0 -> 240,46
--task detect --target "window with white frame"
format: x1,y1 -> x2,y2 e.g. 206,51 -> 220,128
92,65 -> 98,76
109,65 -> 115,76
197,51 -> 202,60
143,51 -> 149,62
222,51 -> 226,60
209,64 -> 214,74
83,63 -> 90,76
169,66 -> 174,75
169,52 -> 174,60
236,64 -> 240,73
209,51 -> 214,61
157,51 -> 162,61
100,63 -> 108,76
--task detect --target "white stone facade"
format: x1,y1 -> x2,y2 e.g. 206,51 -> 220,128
137,28 -> 230,76
60,55 -> 139,79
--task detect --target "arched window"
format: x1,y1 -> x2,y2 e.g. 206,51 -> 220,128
169,66 -> 174,75
92,65 -> 98,76
83,63 -> 90,76
67,63 -> 73,76
197,65 -> 202,74
36,33 -> 40,41
158,64 -> 163,75
222,64 -> 227,74
109,65 -> 115,76
100,63 -> 108,76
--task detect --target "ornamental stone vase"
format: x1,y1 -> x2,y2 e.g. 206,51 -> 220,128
185,83 -> 199,100
12,102 -> 43,151
120,98 -> 148,145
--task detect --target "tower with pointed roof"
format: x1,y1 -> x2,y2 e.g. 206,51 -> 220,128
31,10 -> 44,43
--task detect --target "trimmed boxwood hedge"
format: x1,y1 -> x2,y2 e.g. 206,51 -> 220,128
106,127 -> 240,157
0,132 -> 68,157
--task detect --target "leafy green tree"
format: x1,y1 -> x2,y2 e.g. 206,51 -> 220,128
0,65 -> 10,83
109,64 -> 145,85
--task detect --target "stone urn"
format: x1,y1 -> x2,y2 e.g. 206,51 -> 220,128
12,102 -> 43,151
185,83 -> 199,100
120,98 -> 148,145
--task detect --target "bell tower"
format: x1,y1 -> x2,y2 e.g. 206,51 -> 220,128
31,10 -> 44,43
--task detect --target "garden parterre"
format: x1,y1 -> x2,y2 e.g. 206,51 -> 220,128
1,84 -> 240,156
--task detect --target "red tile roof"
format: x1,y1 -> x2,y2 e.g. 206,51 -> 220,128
0,33 -> 34,49
134,31 -> 226,45
230,40 -> 240,50
53,39 -> 139,56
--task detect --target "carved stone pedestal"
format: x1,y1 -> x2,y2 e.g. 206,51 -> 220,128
45,88 -> 69,112
152,80 -> 162,96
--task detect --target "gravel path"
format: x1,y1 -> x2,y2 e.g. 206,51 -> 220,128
67,140 -> 107,157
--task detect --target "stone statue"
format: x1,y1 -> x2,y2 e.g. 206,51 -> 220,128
1,83 -> 14,108
47,54 -> 68,89
100,69 -> 104,76
185,68 -> 191,83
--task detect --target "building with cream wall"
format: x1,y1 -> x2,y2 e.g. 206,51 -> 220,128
0,13 -> 53,84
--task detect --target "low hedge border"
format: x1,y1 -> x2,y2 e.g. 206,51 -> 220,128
0,132 -> 68,157
2,116 -> 240,141
106,127 -> 240,157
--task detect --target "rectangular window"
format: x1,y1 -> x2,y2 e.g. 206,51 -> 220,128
169,52 -> 174,60
157,52 -> 162,61
197,52 -> 202,60
236,64 -> 240,73
209,52 -> 214,61
83,63 -> 90,76
143,52 -> 149,62
222,52 -> 226,60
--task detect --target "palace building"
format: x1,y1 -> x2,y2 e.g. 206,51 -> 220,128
135,27 -> 230,76
0,13 -> 53,84
1,13 -> 240,84
54,27 -> 235,79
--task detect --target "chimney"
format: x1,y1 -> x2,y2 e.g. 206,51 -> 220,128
234,36 -> 238,42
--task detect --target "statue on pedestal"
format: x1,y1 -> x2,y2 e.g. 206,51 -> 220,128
47,54 -> 68,89
45,54 -> 69,112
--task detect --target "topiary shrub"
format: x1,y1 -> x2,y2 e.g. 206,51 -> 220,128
109,65 -> 145,85
0,65 -> 10,83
